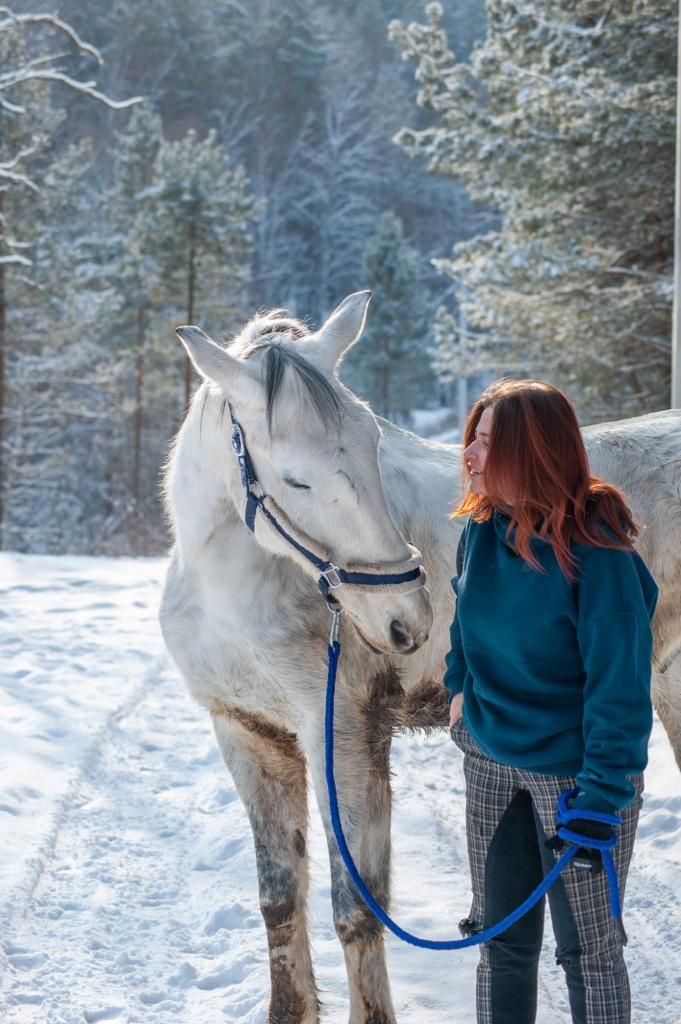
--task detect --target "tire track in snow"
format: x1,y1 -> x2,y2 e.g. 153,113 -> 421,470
0,666 -> 160,942
0,668 -> 269,1024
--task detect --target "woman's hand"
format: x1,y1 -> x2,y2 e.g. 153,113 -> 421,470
449,692 -> 464,728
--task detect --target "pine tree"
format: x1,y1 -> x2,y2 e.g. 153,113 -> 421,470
390,1 -> 676,420
103,106 -> 164,544
4,139 -> 129,553
0,7 -> 138,548
342,212 -> 433,420
137,128 -> 259,414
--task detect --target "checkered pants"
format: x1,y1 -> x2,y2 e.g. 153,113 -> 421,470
451,718 -> 642,1024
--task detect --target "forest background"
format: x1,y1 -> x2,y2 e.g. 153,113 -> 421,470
0,0 -> 676,555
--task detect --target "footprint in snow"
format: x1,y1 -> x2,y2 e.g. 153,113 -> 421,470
195,959 -> 250,990
139,990 -> 168,1005
166,961 -> 198,986
82,1008 -> 125,1023
6,950 -> 48,970
203,902 -> 257,935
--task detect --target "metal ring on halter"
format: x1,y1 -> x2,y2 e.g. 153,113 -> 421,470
320,564 -> 343,589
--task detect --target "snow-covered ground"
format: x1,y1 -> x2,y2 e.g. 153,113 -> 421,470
1,553 -> 680,1023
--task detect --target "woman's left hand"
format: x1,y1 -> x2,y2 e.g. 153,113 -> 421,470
449,692 -> 464,728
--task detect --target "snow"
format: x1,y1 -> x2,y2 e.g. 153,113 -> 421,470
1,553 -> 680,1023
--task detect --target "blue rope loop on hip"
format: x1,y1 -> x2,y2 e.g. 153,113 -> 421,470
324,636 -> 624,951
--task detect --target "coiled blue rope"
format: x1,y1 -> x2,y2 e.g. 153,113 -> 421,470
324,636 -> 622,950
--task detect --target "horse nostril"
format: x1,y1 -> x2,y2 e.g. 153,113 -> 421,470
390,619 -> 413,650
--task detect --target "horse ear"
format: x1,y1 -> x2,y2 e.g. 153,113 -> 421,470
307,291 -> 371,373
176,326 -> 259,396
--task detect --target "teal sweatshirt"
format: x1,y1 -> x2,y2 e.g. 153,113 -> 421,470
444,510 -> 658,814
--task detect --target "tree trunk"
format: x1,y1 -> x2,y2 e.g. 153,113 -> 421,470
381,331 -> 390,419
0,193 -> 6,549
133,306 -> 145,513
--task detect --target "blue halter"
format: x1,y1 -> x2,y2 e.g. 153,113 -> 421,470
227,402 -> 623,949
228,402 -> 424,600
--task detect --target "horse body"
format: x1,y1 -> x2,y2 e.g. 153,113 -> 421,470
583,409 -> 681,757
160,293 -> 681,1024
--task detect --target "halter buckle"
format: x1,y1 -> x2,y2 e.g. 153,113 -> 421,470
320,563 -> 343,589
231,422 -> 245,457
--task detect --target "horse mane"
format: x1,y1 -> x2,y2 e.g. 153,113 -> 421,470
228,310 -> 343,433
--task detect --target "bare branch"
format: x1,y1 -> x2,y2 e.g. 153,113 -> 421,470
0,7 -> 103,65
0,94 -> 24,113
0,145 -> 37,171
499,61 -> 627,111
0,253 -> 32,266
18,49 -> 72,72
512,0 -> 617,39
0,69 -> 143,109
0,168 -> 40,192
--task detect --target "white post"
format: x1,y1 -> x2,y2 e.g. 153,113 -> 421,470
457,304 -> 468,437
672,0 -> 681,408
457,378 -> 468,437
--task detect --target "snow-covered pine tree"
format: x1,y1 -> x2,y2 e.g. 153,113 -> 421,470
138,128 -> 259,414
0,7 -> 138,549
5,137 -> 135,554
103,106 -> 165,548
341,211 -> 433,421
206,0 -> 327,310
390,1 -> 675,419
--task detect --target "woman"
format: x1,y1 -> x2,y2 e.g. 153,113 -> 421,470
445,379 -> 658,1024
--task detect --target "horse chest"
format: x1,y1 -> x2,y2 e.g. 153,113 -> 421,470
161,543 -> 324,717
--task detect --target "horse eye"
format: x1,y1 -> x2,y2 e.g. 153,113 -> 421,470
283,476 -> 311,491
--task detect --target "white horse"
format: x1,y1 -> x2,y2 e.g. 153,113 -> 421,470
160,291 -> 681,1024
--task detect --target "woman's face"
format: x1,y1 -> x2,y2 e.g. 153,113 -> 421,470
463,405 -> 493,496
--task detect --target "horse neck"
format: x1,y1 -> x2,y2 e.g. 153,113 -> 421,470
376,417 -> 463,557
166,384 -> 244,558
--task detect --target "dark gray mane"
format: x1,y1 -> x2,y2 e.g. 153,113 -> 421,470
233,313 -> 343,434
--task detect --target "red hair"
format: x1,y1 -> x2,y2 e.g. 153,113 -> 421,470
451,379 -> 639,582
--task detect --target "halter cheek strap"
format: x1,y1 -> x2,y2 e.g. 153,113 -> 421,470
228,404 -> 426,601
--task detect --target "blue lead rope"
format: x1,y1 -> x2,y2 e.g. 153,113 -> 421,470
324,635 -> 623,950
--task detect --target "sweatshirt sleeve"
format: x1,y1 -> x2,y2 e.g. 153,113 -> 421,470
573,547 -> 658,814
443,526 -> 468,703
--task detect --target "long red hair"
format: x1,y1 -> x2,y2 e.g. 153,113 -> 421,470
451,379 -> 639,581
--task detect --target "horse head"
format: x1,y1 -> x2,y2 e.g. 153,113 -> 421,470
176,291 -> 433,655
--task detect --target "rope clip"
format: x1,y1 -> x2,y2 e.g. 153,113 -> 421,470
327,601 -> 342,645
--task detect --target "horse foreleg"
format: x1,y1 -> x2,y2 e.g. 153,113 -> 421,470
653,653 -> 681,771
212,704 -> 319,1024
307,689 -> 397,1024
651,592 -> 681,772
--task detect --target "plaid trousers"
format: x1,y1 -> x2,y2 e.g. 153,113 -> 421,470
451,718 -> 642,1024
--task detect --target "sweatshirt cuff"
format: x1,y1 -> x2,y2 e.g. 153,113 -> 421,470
571,790 -> 619,817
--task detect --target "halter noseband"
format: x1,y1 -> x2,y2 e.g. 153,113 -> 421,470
227,403 -> 426,611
